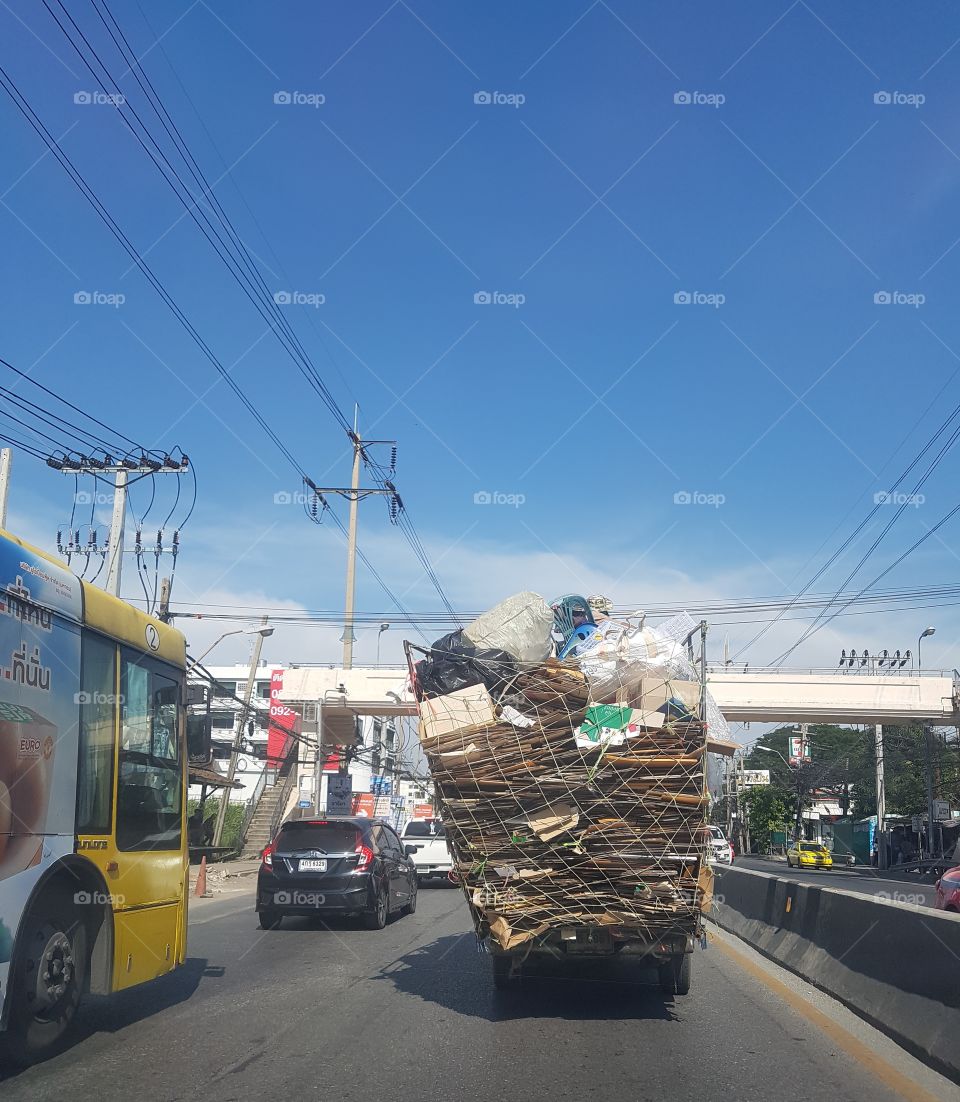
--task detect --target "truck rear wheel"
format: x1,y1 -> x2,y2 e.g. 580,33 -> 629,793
659,953 -> 691,996
491,954 -> 517,990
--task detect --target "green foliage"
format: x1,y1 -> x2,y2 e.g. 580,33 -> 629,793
744,784 -> 791,851
187,796 -> 245,850
742,723 -> 960,822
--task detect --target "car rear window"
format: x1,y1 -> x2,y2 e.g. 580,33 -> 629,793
403,819 -> 445,838
277,822 -> 360,852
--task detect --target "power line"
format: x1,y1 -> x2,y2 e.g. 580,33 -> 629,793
46,0 -> 456,618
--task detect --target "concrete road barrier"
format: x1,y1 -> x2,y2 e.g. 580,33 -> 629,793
710,864 -> 960,1082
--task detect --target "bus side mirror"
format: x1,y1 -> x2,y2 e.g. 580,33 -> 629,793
187,712 -> 212,766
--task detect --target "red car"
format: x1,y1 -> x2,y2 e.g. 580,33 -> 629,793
934,866 -> 960,912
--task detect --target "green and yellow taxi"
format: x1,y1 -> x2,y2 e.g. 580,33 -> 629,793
786,841 -> 833,870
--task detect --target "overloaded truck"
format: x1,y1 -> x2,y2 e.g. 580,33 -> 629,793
407,594 -> 715,994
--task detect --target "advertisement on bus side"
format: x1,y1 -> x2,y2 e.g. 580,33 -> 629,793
0,538 -> 81,1015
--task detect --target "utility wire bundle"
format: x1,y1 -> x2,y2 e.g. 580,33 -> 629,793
414,654 -> 711,953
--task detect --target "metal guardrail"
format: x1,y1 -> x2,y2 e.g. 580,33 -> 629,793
238,763 -> 269,844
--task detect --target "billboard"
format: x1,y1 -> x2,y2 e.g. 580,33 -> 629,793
0,541 -> 82,1008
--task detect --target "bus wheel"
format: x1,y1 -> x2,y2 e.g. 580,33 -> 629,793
3,902 -> 85,1065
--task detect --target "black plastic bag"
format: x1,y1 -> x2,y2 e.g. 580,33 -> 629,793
415,629 -> 515,699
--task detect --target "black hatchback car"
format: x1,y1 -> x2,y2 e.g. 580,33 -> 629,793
256,817 -> 418,930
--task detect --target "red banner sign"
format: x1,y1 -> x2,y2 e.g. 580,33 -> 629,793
267,668 -> 300,766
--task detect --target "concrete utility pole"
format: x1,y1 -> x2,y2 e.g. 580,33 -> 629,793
342,434 -> 361,668
55,457 -> 188,596
309,420 -> 397,670
0,448 -> 12,528
924,724 -> 936,857
158,577 -> 172,623
212,618 -> 272,847
105,469 -> 128,596
875,724 -> 887,869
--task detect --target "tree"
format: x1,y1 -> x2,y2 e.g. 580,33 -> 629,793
744,785 -> 791,852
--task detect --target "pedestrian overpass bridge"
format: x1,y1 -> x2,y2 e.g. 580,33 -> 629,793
278,664 -> 960,735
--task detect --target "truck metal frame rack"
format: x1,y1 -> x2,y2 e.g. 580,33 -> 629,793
409,646 -> 712,995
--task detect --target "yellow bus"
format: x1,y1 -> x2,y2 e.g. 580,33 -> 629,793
0,528 -> 201,1063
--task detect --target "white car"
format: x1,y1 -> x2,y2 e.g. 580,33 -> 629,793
704,825 -> 734,865
401,818 -> 453,883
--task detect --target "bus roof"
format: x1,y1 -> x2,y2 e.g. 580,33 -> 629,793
0,527 -> 186,667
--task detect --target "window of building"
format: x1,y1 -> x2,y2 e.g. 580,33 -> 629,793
213,680 -> 236,698
117,652 -> 183,852
256,680 -> 271,699
76,633 -> 117,834
210,710 -> 235,729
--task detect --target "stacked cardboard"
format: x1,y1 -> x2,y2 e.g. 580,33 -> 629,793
417,660 -> 711,952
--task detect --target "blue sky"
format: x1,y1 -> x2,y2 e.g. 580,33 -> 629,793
2,1 -> 960,668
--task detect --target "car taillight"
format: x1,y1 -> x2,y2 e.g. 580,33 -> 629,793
355,842 -> 374,872
261,843 -> 274,869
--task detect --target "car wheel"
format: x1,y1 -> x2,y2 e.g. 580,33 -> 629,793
364,884 -> 388,930
258,909 -> 283,930
2,897 -> 85,1065
402,882 -> 418,916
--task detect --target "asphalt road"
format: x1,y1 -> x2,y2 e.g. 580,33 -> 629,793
0,882 -> 953,1102
734,856 -> 940,907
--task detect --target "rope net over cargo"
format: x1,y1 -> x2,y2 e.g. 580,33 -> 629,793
409,617 -> 715,954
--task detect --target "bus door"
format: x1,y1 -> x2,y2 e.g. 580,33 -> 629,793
103,649 -> 186,990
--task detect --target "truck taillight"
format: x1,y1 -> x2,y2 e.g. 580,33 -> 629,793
355,843 -> 374,872
261,843 -> 274,869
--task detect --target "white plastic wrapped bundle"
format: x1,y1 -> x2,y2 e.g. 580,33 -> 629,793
572,610 -> 730,741
462,591 -> 555,664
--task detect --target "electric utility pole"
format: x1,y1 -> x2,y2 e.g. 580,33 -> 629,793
0,448 -> 12,528
212,618 -> 271,847
53,455 -> 188,596
875,724 -> 887,868
307,421 -> 397,669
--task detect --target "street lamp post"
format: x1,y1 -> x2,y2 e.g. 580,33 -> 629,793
376,622 -> 390,665
917,626 -> 935,671
187,629 -> 247,672
211,620 -> 275,847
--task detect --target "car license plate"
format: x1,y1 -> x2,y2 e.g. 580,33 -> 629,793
299,859 -> 327,872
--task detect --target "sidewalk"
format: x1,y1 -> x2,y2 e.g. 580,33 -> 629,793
188,856 -> 261,898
